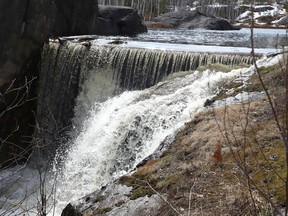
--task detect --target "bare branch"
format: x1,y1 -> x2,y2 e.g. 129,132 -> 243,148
130,176 -> 183,216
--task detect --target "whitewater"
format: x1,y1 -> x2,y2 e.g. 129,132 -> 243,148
0,27 -> 283,215
1,62 -> 258,215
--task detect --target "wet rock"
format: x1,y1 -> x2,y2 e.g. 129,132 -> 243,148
0,0 -> 98,167
0,0 -> 98,87
61,180 -> 162,216
204,98 -> 216,107
108,39 -> 127,45
53,0 -> 98,36
137,134 -> 174,168
61,203 -> 81,216
153,10 -> 240,30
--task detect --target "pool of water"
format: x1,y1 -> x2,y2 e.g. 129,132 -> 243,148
133,28 -> 288,49
65,28 -> 287,54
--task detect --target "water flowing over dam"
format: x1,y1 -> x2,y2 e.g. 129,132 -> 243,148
52,66 -> 254,213
1,37 -> 260,215
35,40 -> 254,159
33,39 -> 256,214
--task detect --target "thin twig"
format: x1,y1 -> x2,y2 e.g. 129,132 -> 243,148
188,179 -> 197,216
131,176 -> 182,216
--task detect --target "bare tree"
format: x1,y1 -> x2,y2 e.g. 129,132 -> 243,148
0,76 -> 58,216
212,1 -> 288,214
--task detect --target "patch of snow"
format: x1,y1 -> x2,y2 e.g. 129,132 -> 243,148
208,4 -> 229,8
237,10 -> 251,20
236,4 -> 286,23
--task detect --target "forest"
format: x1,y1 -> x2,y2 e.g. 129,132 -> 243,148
98,0 -> 283,21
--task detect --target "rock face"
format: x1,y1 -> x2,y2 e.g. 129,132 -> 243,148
53,0 -> 99,36
61,180 -> 162,216
96,5 -> 147,35
0,0 -> 99,87
153,10 -> 240,30
0,1 -> 148,167
0,0 -> 98,167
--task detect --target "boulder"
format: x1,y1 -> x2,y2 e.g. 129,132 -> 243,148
0,1 -> 148,168
61,180 -> 162,216
153,10 -> 240,30
0,0 -> 98,87
0,0 -> 98,167
273,16 -> 288,26
96,5 -> 147,35
53,0 -> 99,36
0,0 -> 56,168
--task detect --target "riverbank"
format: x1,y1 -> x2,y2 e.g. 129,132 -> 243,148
63,53 -> 287,215
145,21 -> 288,30
237,24 -> 288,29
118,54 -> 287,215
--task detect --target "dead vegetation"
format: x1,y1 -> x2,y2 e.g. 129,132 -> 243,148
119,55 -> 287,215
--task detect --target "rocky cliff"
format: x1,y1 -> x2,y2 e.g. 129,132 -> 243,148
0,0 -> 147,168
0,0 -> 98,167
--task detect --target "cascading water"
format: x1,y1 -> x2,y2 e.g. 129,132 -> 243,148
39,40 -> 257,215
35,40 -> 254,158
1,38 -> 258,216
52,66 -> 253,215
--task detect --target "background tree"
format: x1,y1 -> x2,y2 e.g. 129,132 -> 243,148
98,0 -> 281,21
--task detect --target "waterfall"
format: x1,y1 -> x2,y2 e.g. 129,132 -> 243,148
35,40 -> 254,160
32,40 -> 255,214
51,65 -> 254,215
0,37 -> 260,215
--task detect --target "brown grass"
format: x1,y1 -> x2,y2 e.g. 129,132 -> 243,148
118,55 -> 286,215
119,100 -> 276,215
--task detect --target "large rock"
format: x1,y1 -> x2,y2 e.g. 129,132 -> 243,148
0,0 -> 54,87
61,180 -> 162,216
0,0 -> 56,168
273,16 -> 288,26
153,10 -> 240,30
0,1 -> 148,168
96,5 -> 147,35
0,0 -> 98,167
53,0 -> 99,36
0,0 -> 98,87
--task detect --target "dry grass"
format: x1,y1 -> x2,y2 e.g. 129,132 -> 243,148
120,100 -> 277,215
119,56 -> 287,215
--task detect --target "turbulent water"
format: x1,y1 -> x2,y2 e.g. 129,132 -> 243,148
0,28 -> 281,216
53,66 -> 253,215
0,64 -> 254,216
36,40 -> 254,159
